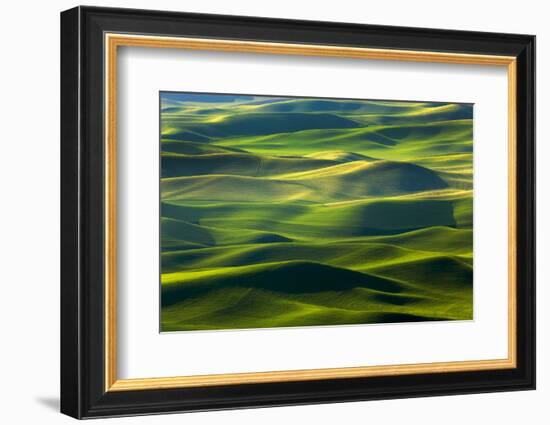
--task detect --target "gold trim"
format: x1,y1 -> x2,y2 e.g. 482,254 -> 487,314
105,33 -> 118,390
110,358 -> 514,391
104,33 -> 518,392
507,60 -> 518,367
108,34 -> 515,65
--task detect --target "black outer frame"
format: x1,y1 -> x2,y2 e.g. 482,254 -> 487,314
60,5 -> 536,419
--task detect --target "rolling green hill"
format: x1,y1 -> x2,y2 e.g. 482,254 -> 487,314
161,151 -> 339,178
159,93 -> 474,331
161,260 -> 463,331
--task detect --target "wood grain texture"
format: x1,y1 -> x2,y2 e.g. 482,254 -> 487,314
109,34 -> 516,65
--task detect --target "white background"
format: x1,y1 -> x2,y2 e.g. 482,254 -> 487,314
118,47 -> 508,378
0,0 -> 545,424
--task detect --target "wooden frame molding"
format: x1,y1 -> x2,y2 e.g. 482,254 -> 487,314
103,33 -> 518,392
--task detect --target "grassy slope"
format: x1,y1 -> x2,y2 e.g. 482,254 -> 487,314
159,96 -> 474,331
161,261 -> 469,331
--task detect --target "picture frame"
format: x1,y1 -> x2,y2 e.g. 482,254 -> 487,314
60,5 -> 535,419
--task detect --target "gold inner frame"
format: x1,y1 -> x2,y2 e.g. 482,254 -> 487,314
104,33 -> 518,392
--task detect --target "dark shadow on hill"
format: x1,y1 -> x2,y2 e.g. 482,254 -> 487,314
162,261 -> 405,307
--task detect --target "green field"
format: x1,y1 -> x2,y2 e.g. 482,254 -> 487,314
159,92 -> 473,332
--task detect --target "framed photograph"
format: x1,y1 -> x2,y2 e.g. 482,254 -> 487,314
60,6 -> 535,419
